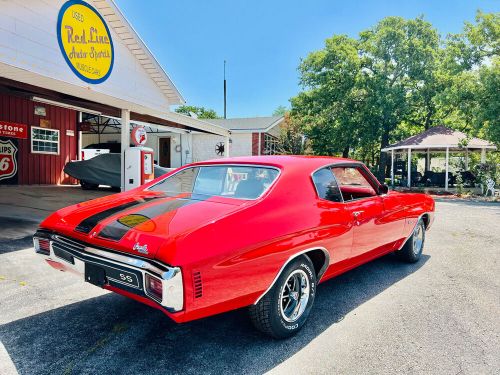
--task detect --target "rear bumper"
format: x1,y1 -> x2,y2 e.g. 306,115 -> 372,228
33,230 -> 183,313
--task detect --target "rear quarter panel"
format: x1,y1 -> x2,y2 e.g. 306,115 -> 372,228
399,193 -> 435,244
164,166 -> 345,322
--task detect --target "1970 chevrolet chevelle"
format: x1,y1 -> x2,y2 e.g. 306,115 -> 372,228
34,156 -> 434,338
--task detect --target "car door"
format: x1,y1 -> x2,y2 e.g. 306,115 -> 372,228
311,167 -> 353,266
331,165 -> 388,259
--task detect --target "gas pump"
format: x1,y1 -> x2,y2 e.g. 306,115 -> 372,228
124,146 -> 154,190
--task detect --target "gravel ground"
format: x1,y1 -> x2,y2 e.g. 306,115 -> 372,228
0,199 -> 499,375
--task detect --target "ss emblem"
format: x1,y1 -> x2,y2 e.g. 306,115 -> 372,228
119,273 -> 133,283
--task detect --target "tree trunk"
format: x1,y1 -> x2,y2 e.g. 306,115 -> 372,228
424,108 -> 433,172
378,130 -> 390,182
342,146 -> 349,158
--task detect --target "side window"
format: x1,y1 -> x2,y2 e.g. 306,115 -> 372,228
332,166 -> 377,201
312,168 -> 343,203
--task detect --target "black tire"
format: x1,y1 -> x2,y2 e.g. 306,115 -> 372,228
80,180 -> 99,190
396,219 -> 426,263
249,255 -> 316,339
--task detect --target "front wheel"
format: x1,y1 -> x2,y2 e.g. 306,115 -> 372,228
396,218 -> 426,263
249,255 -> 316,339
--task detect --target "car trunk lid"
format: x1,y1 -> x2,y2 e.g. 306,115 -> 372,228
49,191 -> 246,259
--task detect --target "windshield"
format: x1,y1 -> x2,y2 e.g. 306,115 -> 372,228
148,165 -> 280,199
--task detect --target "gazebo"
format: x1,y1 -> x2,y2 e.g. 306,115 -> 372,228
382,126 -> 497,191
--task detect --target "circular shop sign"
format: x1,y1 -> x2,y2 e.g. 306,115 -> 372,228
131,126 -> 147,146
57,0 -> 114,84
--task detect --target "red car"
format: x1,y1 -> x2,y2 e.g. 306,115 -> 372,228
34,156 -> 434,338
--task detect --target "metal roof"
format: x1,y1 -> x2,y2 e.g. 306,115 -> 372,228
203,116 -> 284,132
92,0 -> 185,105
382,126 -> 497,152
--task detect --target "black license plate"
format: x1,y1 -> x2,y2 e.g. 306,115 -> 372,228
104,266 -> 140,289
85,263 -> 107,287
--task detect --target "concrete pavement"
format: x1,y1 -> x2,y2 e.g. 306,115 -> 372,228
0,197 -> 499,374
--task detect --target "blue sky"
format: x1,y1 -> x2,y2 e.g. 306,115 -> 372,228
115,0 -> 498,118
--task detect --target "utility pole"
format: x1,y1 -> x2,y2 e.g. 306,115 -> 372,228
223,60 -> 227,119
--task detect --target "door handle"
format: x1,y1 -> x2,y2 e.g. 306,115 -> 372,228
353,211 -> 363,218
353,211 -> 363,225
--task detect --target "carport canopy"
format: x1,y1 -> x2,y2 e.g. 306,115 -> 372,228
381,126 -> 497,190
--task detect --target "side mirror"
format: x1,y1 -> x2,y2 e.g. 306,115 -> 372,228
378,184 -> 389,195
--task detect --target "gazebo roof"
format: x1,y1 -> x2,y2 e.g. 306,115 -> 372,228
382,126 -> 497,152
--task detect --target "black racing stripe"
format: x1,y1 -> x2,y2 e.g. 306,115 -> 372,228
97,197 -> 201,241
75,197 -> 160,234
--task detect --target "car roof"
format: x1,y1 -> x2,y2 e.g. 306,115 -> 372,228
188,155 -> 361,171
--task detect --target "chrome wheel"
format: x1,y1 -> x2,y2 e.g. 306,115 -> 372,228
412,223 -> 424,255
279,269 -> 310,322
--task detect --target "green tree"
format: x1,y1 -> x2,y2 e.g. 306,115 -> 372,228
272,105 -> 288,116
358,16 -> 441,178
444,11 -> 499,72
441,11 -> 500,144
292,17 -> 441,178
477,59 -> 500,144
291,34 -> 366,158
175,105 -> 219,119
277,113 -> 307,155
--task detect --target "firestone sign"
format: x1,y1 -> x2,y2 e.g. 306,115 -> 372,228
57,0 -> 114,84
0,121 -> 28,139
0,139 -> 18,182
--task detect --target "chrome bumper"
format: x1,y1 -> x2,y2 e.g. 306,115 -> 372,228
33,231 -> 183,312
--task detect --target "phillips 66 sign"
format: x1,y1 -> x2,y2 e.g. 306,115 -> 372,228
0,139 -> 18,183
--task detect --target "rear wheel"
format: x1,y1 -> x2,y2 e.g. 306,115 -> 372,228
249,255 -> 316,339
396,219 -> 425,263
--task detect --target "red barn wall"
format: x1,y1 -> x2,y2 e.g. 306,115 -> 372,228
0,92 -> 78,185
252,132 -> 264,156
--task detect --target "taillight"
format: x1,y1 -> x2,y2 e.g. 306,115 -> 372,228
81,151 -> 84,160
34,237 -> 50,255
145,274 -> 163,301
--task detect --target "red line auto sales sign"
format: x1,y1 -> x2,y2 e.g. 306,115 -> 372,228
0,121 -> 28,139
0,139 -> 18,182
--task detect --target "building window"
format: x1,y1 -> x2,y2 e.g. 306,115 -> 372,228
31,127 -> 59,154
263,133 -> 279,155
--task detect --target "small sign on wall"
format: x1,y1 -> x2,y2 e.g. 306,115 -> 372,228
34,106 -> 46,116
40,119 -> 51,128
0,138 -> 19,184
66,130 -> 75,137
57,0 -> 114,84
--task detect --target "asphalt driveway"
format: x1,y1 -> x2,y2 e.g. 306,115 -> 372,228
0,198 -> 499,375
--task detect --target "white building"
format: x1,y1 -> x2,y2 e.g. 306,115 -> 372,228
0,0 -> 229,187
84,115 -> 286,168
191,116 -> 285,163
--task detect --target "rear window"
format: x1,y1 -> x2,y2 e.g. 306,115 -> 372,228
148,165 -> 280,199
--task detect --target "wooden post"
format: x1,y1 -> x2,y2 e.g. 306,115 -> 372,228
481,148 -> 486,163
426,148 -> 430,171
258,132 -> 262,156
407,148 -> 411,188
465,148 -> 469,170
445,147 -> 449,191
391,149 -> 394,186
77,112 -> 83,161
121,109 -> 130,192
224,136 -> 230,158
